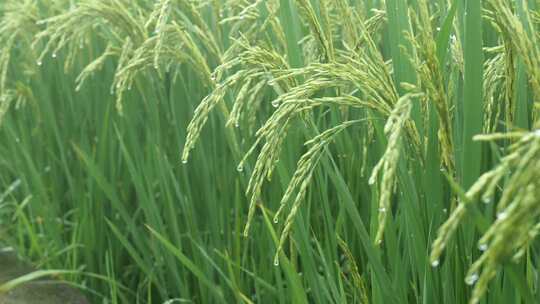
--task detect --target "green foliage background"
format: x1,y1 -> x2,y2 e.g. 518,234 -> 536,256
0,0 -> 539,303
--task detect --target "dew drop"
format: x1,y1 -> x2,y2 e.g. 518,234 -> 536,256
52,53 -> 57,58
482,196 -> 491,204
431,260 -> 440,267
273,259 -> 279,266
37,60 -> 42,66
236,164 -> 243,172
478,244 -> 488,251
181,159 -> 188,164
497,211 -> 508,220
378,207 -> 387,212
443,208 -> 448,213
271,100 -> 280,108
436,27 -> 441,31
465,273 -> 479,285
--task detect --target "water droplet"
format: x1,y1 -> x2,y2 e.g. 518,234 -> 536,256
497,211 -> 508,220
436,27 -> 441,31
378,207 -> 387,212
443,208 -> 448,213
482,196 -> 491,204
465,273 -> 479,285
478,244 -> 488,251
52,53 -> 57,58
37,60 -> 42,66
431,260 -> 440,267
181,159 -> 188,164
236,164 -> 243,172
271,100 -> 280,108
273,259 -> 279,266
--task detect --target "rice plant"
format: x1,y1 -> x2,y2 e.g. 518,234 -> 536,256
1,0 -> 540,304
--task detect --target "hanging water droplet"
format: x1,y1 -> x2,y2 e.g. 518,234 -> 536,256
181,159 -> 188,164
497,211 -> 508,220
465,273 -> 479,285
431,260 -> 440,267
37,60 -> 42,66
443,208 -> 448,213
482,196 -> 491,204
378,207 -> 387,212
436,27 -> 441,31
478,244 -> 488,251
52,53 -> 57,58
274,258 -> 279,266
271,100 -> 279,108
236,164 -> 243,172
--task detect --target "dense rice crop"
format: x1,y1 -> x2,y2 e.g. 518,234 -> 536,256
0,0 -> 539,303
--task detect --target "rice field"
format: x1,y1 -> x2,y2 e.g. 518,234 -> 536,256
0,0 -> 539,303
